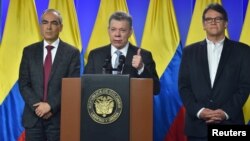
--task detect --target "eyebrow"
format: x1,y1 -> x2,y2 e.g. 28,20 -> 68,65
41,19 -> 60,24
205,16 -> 223,18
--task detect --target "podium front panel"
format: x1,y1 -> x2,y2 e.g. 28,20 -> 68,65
61,77 -> 153,141
81,74 -> 130,141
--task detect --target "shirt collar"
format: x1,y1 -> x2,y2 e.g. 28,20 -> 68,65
111,42 -> 129,56
206,37 -> 225,46
43,38 -> 60,49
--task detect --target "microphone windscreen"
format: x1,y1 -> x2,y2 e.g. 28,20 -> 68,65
119,55 -> 126,64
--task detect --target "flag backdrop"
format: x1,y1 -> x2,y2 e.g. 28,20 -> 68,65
0,0 -> 249,140
48,0 -> 82,52
240,1 -> 250,125
0,0 -> 41,140
141,0 -> 186,141
185,0 -> 229,46
84,0 -> 137,64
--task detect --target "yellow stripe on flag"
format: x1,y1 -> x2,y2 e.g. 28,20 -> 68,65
185,0 -> 229,46
240,1 -> 250,124
84,0 -> 137,64
243,96 -> 250,124
141,0 -> 180,77
49,0 -> 82,51
0,0 -> 41,104
240,1 -> 250,46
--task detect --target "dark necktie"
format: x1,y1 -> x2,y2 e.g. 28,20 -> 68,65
43,45 -> 54,101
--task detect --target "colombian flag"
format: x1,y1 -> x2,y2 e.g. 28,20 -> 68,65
141,1 -> 186,141
0,0 -> 41,140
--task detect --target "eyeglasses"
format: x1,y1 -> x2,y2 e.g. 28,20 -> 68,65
204,17 -> 224,23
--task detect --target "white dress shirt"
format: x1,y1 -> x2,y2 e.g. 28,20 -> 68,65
43,38 -> 60,64
111,43 -> 129,68
206,38 -> 224,87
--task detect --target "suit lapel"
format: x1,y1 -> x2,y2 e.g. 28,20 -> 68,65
50,41 -> 64,80
200,40 -> 212,88
213,38 -> 232,86
34,42 -> 44,83
123,44 -> 136,74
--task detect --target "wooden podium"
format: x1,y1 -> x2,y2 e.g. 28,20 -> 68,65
60,76 -> 153,141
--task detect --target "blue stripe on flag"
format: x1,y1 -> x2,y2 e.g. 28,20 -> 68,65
153,44 -> 183,141
0,83 -> 24,141
0,0 -> 9,44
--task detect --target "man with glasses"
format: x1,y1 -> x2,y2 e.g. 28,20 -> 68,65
178,3 -> 250,141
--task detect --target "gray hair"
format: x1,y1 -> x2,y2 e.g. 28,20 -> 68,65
109,11 -> 132,28
41,9 -> 63,24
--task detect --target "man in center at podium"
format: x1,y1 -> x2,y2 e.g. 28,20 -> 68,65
84,11 -> 160,95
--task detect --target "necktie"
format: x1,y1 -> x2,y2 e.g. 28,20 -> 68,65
113,50 -> 122,74
114,50 -> 122,69
43,45 -> 54,101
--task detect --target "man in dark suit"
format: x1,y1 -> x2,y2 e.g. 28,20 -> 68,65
178,3 -> 250,141
84,11 -> 160,95
19,9 -> 80,141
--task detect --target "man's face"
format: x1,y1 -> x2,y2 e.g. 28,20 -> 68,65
40,12 -> 63,44
203,9 -> 227,38
108,19 -> 132,49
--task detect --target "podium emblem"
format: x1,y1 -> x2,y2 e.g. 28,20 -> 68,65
87,88 -> 122,124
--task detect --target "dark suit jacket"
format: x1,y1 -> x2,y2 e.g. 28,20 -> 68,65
19,40 -> 80,128
84,43 -> 160,95
178,38 -> 250,137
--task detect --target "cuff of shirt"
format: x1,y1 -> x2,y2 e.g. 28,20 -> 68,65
224,112 -> 229,120
137,63 -> 144,75
197,107 -> 205,119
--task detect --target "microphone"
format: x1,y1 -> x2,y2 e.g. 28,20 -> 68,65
102,55 -> 111,74
117,55 -> 126,74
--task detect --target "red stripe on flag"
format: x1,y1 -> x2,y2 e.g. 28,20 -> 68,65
18,131 -> 25,141
164,106 -> 187,141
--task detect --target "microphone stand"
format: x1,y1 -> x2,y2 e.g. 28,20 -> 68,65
116,55 -> 126,74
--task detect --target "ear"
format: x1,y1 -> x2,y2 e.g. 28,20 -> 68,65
202,23 -> 206,30
224,21 -> 228,29
60,24 -> 63,32
129,28 -> 133,37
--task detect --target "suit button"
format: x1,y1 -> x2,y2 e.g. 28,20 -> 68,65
209,99 -> 213,102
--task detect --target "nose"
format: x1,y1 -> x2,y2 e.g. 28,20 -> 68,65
211,18 -> 216,23
46,23 -> 52,29
114,30 -> 121,37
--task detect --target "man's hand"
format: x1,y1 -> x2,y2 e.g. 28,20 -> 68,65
200,108 -> 226,124
205,109 -> 226,124
33,102 -> 51,118
43,112 -> 53,119
199,108 -> 214,121
132,48 -> 143,70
